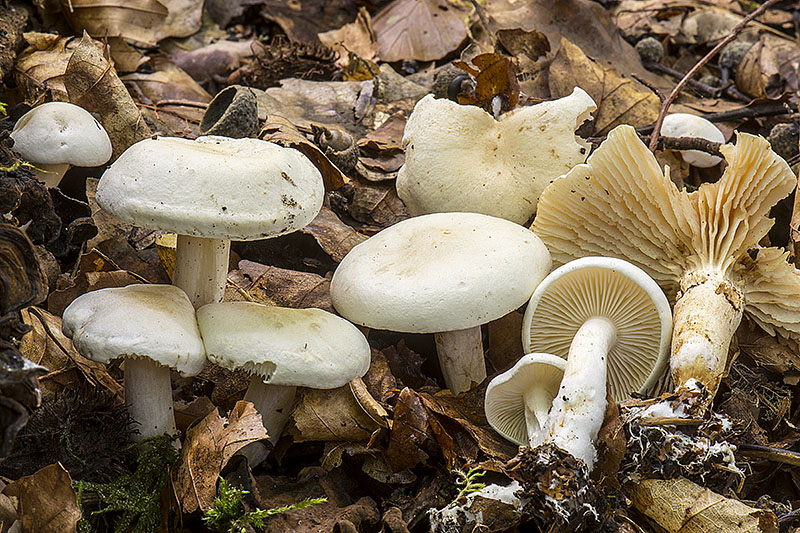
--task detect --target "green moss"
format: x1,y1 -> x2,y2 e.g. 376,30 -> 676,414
73,435 -> 178,533
203,477 -> 326,533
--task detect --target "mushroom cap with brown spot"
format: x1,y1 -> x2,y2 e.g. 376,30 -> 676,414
96,136 -> 324,240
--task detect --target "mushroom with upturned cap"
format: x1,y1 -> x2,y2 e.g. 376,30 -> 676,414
10,102 -> 112,188
487,258 -> 671,470
61,284 -> 206,442
533,125 -> 800,412
96,136 -> 324,308
197,302 -> 371,453
396,88 -> 596,224
330,212 -> 552,394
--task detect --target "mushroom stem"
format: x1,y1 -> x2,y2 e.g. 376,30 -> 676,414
244,377 -> 297,445
173,235 -> 230,308
543,316 -> 614,469
124,357 -> 177,441
670,270 -> 743,399
434,327 -> 486,394
31,163 -> 70,188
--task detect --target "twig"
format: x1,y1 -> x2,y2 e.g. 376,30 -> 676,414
632,74 -> 665,102
468,0 -> 496,48
641,61 -> 750,103
648,0 -> 783,152
588,134 -> 723,158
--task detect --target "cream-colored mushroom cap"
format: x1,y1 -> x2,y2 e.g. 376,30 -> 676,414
197,302 -> 371,389
661,113 -> 725,167
484,353 -> 566,446
330,212 -> 552,333
11,102 -> 112,166
96,136 -> 324,240
61,284 -> 206,376
396,87 -> 596,224
522,257 -> 672,402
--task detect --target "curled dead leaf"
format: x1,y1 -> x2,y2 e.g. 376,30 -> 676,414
2,463 -> 81,533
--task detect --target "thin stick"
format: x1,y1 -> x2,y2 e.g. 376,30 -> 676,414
648,0 -> 782,152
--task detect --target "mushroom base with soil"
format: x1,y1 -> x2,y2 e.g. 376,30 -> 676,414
670,269 -> 743,403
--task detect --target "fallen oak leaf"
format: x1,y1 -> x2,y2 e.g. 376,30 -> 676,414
454,53 -> 520,113
172,401 -> 268,514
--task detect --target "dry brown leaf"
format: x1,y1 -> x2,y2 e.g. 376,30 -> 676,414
170,39 -> 256,84
363,349 -> 398,404
229,259 -> 334,312
19,307 -> 124,400
107,37 -> 149,73
455,53 -> 520,111
349,180 -> 409,228
300,206 -> 367,263
260,116 -> 347,191
58,0 -> 169,48
386,387 -> 434,472
486,311 -> 524,375
549,37 -> 659,134
64,32 -> 153,160
318,7 -> 380,64
736,34 -> 800,99
2,463 -> 81,533
737,319 -> 800,375
14,33 -> 101,102
628,477 -> 779,533
372,0 -> 467,63
288,383 -> 382,442
159,0 -> 204,40
47,258 -> 143,317
258,0 -> 358,45
172,401 -> 268,514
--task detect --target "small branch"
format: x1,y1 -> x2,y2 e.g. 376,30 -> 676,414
648,0 -> 783,152
588,134 -> 722,158
632,74 -> 665,102
641,61 -> 750,102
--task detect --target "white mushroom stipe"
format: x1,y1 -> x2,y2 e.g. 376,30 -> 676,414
243,380 -> 296,445
125,357 -> 177,441
172,235 -> 230,307
434,327 -> 485,395
541,317 -> 614,468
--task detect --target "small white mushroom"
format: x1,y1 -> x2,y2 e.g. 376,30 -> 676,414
660,113 -> 725,167
10,102 -> 112,188
96,136 -> 324,308
331,212 -> 552,394
534,125 -> 799,410
197,302 -> 371,462
61,284 -> 206,442
396,88 -> 596,224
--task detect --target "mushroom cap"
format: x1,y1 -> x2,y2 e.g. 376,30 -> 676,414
96,136 -> 324,240
330,212 -> 552,333
484,352 -> 566,446
396,87 -> 596,224
10,102 -> 112,167
522,257 -> 672,401
197,302 -> 371,389
661,113 -> 725,167
61,284 -> 206,376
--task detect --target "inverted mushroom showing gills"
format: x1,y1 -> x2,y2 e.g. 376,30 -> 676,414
533,125 -> 800,411
516,257 -> 670,468
331,212 -> 552,394
96,136 -> 324,307
197,302 -> 371,456
61,284 -> 206,442
10,102 -> 113,188
396,88 -> 596,224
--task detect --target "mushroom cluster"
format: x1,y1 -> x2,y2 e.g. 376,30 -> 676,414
533,124 -> 800,410
61,285 -> 371,449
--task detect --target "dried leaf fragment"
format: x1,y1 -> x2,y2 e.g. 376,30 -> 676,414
2,463 -> 81,533
372,0 -> 467,62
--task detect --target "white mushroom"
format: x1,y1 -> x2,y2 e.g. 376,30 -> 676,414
660,113 -> 725,168
533,125 -> 799,410
520,257 -> 672,469
10,102 -> 112,188
396,88 -> 596,224
96,136 -> 324,308
330,212 -> 552,394
197,302 -> 371,456
61,284 -> 206,442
